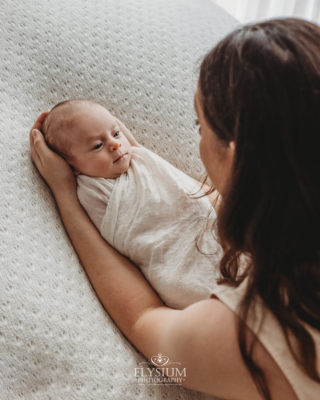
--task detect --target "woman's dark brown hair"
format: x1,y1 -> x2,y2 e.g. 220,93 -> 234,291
199,18 -> 320,399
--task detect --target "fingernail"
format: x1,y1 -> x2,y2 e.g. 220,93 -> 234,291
32,129 -> 39,137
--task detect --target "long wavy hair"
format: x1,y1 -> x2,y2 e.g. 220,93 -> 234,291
199,18 -> 320,399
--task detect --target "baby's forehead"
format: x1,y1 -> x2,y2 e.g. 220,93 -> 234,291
48,101 -> 111,132
53,101 -> 104,121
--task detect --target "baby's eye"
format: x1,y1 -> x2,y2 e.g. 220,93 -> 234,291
113,130 -> 121,137
93,143 -> 103,150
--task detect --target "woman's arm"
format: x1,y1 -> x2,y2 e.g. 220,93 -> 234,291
29,113 -> 265,399
30,113 -> 167,341
54,189 -> 170,337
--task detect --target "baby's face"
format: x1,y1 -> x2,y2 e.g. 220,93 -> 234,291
47,102 -> 133,179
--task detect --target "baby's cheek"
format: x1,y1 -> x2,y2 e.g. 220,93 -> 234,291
102,159 -> 113,171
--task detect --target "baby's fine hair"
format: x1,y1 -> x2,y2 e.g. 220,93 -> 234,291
42,98 -> 98,136
41,98 -> 100,159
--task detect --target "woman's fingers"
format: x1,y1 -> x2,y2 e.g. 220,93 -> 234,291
31,129 -> 59,174
30,110 -> 50,133
29,110 -> 50,167
32,129 -> 45,160
30,130 -> 46,175
29,123 -> 77,195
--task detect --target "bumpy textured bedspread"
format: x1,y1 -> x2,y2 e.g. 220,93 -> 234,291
0,1 -> 238,398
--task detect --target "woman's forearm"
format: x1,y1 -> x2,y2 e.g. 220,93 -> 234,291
54,190 -> 164,343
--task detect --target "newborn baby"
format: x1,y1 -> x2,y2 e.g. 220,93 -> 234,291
42,99 -> 222,309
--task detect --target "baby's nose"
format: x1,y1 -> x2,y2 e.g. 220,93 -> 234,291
109,141 -> 121,151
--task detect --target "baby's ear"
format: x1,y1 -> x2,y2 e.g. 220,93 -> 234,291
66,160 -> 80,176
72,166 -> 81,176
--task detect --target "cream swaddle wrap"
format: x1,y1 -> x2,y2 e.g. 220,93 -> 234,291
77,146 -> 222,309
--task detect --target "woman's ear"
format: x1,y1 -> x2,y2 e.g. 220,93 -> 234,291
227,141 -> 236,170
229,141 -> 235,150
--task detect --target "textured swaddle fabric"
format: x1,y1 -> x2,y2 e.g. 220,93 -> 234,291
78,146 -> 223,310
0,0 -> 238,399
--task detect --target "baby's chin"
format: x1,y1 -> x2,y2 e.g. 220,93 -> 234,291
105,153 -> 132,179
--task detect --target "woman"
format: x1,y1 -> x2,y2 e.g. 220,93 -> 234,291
30,18 -> 320,400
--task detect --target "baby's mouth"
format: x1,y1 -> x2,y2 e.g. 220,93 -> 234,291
113,153 -> 128,163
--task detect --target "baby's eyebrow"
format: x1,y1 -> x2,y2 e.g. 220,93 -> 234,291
85,125 -> 119,143
86,135 -> 102,143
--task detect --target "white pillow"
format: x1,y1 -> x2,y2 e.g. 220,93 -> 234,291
0,0 -> 238,398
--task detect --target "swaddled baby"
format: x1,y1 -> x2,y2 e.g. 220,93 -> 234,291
42,99 -> 222,309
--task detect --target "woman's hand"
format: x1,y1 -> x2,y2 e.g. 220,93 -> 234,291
29,111 -> 77,197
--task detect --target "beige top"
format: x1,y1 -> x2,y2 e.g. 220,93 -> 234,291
211,278 -> 320,400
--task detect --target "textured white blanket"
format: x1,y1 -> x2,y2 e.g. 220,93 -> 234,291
77,146 -> 222,309
0,0 -> 238,398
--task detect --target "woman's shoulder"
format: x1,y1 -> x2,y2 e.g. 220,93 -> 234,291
171,297 -> 298,399
212,277 -> 320,385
